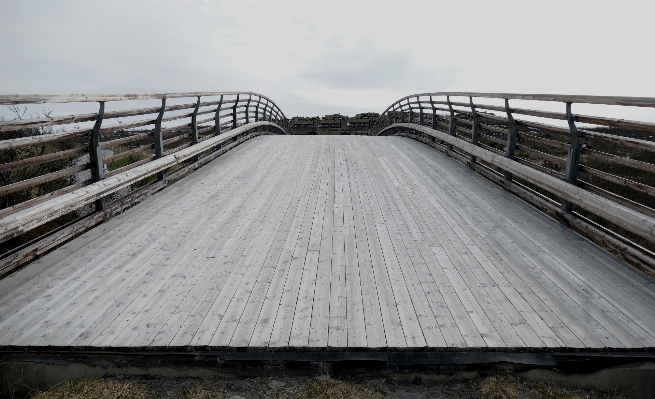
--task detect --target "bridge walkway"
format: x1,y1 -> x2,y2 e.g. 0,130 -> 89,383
1,135 -> 654,350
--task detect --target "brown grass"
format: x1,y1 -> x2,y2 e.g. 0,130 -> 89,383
30,379 -> 151,399
292,378 -> 386,399
479,376 -> 522,399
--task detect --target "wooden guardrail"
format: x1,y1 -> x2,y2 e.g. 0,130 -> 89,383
372,93 -> 655,271
0,92 -> 291,276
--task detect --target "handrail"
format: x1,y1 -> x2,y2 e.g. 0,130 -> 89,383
0,121 -> 281,243
0,91 -> 292,257
372,92 -> 655,262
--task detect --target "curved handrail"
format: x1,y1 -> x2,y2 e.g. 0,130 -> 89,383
0,91 -> 292,250
373,92 -> 655,262
0,121 -> 281,243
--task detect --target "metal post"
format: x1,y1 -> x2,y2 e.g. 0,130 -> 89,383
430,96 -> 436,133
562,102 -> 582,213
215,95 -> 223,137
469,97 -> 479,165
191,96 -> 200,146
245,95 -> 251,124
393,105 -> 398,124
232,94 -> 239,129
418,96 -> 424,126
154,98 -> 166,181
504,99 -> 517,181
255,97 -> 261,122
447,96 -> 455,151
90,101 -> 106,211
408,99 -> 413,125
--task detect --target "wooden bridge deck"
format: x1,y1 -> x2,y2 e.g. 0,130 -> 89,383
1,135 -> 654,350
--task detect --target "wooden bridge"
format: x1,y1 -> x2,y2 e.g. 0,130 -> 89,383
0,92 -> 654,365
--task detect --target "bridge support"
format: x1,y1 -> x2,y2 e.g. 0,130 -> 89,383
90,101 -> 106,211
562,102 -> 582,213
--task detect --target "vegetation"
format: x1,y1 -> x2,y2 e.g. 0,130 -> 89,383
14,374 -> 627,399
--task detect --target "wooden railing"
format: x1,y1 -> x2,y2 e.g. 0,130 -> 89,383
371,93 -> 655,271
0,92 -> 291,276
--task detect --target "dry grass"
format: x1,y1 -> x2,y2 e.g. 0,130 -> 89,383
479,376 -> 522,399
292,379 -> 386,399
21,375 -> 627,399
29,379 -> 151,399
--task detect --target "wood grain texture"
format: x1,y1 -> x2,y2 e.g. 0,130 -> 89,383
1,136 -> 654,350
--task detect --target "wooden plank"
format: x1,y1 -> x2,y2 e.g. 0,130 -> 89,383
395,137 -> 649,347
289,136 -> 330,347
344,137 -> 386,348
328,140 -> 347,347
247,137 -> 320,347
225,139 -> 315,347
379,123 -> 655,245
269,137 -> 329,347
308,137 -> 336,347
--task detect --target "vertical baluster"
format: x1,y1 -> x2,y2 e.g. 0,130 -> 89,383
408,99 -> 413,125
562,102 -> 582,213
232,94 -> 239,130
245,95 -> 251,124
154,98 -> 166,181
191,96 -> 200,145
255,97 -> 261,122
90,101 -> 106,211
469,97 -> 479,165
446,96 -> 455,151
190,96 -> 200,162
418,96 -> 424,126
430,96 -> 436,131
504,99 -> 517,181
214,95 -> 223,137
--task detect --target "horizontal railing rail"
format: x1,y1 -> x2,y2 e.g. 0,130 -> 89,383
0,92 -> 292,275
372,92 -> 655,270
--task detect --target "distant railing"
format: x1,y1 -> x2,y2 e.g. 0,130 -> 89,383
0,92 -> 291,275
371,92 -> 655,270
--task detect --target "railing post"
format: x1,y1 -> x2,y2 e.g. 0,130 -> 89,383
446,96 -> 455,151
562,102 -> 582,213
245,95 -> 251,124
255,97 -> 261,122
154,98 -> 166,181
191,96 -> 200,145
408,99 -> 413,125
418,96 -> 424,126
232,94 -> 239,130
90,101 -> 106,211
190,96 -> 200,162
393,105 -> 398,124
430,96 -> 436,131
504,98 -> 517,181
469,97 -> 479,165
214,95 -> 223,137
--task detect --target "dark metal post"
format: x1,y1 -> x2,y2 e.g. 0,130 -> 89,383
447,96 -> 455,151
562,102 -> 582,213
90,101 -> 106,211
245,95 -> 251,124
408,99 -> 413,125
469,97 -> 479,165
255,97 -> 261,122
154,98 -> 166,181
418,96 -> 424,126
430,96 -> 436,132
232,94 -> 239,129
191,96 -> 200,145
504,99 -> 517,181
393,105 -> 397,124
214,95 -> 223,136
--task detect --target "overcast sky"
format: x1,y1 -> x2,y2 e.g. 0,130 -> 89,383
1,1 -> 654,119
